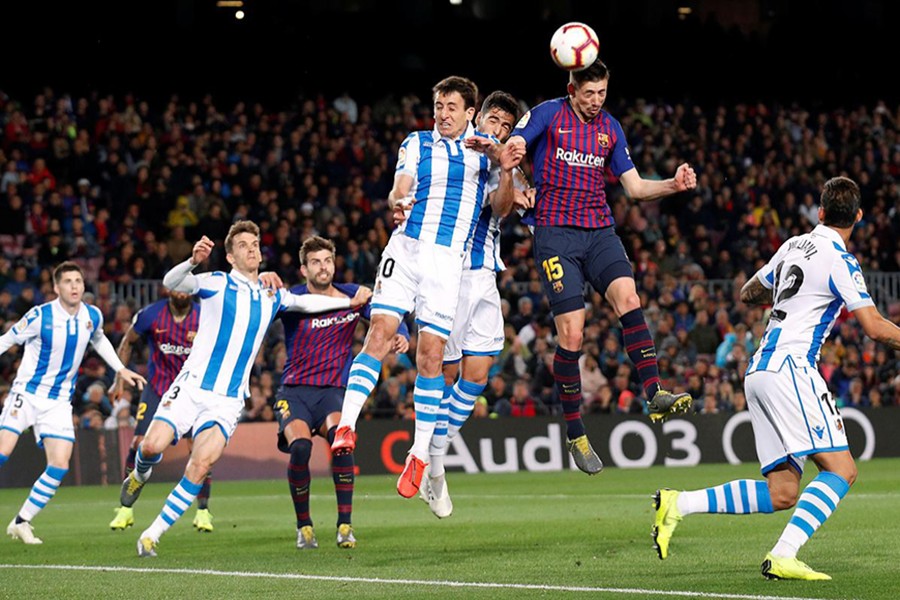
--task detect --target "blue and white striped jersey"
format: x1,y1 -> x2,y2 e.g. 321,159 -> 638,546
8,300 -> 104,401
178,269 -> 327,400
394,123 -> 499,253
747,225 -> 874,374
464,168 -> 530,272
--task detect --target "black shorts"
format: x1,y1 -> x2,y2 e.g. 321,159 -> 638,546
275,384 -> 343,453
533,225 -> 634,316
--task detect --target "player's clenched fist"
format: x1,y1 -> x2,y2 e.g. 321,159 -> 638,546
191,235 -> 215,266
674,163 -> 697,192
349,286 -> 373,308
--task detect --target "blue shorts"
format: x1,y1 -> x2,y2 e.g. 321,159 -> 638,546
275,384 -> 343,453
134,387 -> 162,437
533,225 -> 634,316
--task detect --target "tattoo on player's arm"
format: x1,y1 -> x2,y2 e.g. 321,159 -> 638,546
740,277 -> 773,305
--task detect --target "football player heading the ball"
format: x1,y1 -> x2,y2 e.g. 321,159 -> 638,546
468,54 -> 698,474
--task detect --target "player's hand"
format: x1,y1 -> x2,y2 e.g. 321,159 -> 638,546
499,143 -> 525,171
674,163 -> 697,192
513,188 -> 535,210
117,368 -> 147,391
391,334 -> 410,355
391,199 -> 413,226
258,271 -> 284,289
191,236 -> 214,266
463,136 -> 496,154
108,376 -> 126,401
349,286 -> 373,308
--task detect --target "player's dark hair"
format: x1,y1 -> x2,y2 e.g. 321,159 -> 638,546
433,76 -> 479,109
820,176 -> 861,228
53,261 -> 83,284
299,235 -> 336,266
480,91 -> 520,123
570,59 -> 610,87
225,220 -> 260,254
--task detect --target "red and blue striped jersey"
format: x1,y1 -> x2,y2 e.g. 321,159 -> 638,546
280,283 -> 409,388
511,97 -> 634,229
132,299 -> 200,397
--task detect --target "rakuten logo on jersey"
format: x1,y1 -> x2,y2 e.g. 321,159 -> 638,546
555,147 -> 605,168
159,343 -> 191,356
311,312 -> 360,329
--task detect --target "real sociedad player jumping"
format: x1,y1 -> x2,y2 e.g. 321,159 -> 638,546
123,222 -> 370,557
268,235 -> 409,550
0,262 -> 146,545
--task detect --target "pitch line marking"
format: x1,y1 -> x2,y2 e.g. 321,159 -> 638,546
0,564 -> 841,600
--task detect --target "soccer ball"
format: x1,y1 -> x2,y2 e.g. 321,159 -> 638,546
549,22 -> 600,71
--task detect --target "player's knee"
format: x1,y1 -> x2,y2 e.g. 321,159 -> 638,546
557,330 -> 583,351
138,438 -> 165,458
769,486 -> 799,511
290,438 -> 313,465
616,293 -> 642,316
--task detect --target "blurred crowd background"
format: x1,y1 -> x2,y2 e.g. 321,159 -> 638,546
1,79 -> 899,431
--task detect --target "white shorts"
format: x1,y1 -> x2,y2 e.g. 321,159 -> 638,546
151,379 -> 242,443
371,233 -> 464,339
444,268 -> 504,363
0,390 -> 75,447
744,356 -> 849,475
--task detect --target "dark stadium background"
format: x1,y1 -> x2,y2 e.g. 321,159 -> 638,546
4,0 -> 898,107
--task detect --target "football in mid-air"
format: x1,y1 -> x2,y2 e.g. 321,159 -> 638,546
549,22 -> 600,71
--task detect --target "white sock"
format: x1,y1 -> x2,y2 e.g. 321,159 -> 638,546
338,353 -> 382,429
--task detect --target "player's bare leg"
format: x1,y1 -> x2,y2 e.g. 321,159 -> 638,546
332,314 -> 400,454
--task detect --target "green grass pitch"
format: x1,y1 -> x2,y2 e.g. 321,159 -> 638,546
1,459 -> 897,599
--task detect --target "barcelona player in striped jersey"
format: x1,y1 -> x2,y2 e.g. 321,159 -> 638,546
488,59 -> 698,473
0,262 -> 146,545
271,236 -> 409,550
123,222 -> 371,557
422,90 -> 530,518
108,291 -> 216,533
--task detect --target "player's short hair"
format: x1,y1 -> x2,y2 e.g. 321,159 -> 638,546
820,176 -> 861,228
571,59 -> 610,87
433,76 -> 479,110
224,220 -> 260,254
300,235 -> 336,266
480,91 -> 520,123
53,261 -> 84,284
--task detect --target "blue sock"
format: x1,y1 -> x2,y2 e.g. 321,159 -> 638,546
677,480 -> 774,515
772,472 -> 850,558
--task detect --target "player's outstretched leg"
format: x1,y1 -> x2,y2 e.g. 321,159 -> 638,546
398,374 -> 443,498
761,472 -> 849,580
652,480 -> 774,559
332,353 -> 382,455
288,439 -> 315,548
192,474 -> 214,532
121,448 -> 161,507
327,427 -> 356,548
137,476 -> 203,557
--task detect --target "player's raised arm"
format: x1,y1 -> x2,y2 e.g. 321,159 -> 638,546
618,163 -> 697,202
388,173 -> 415,225
163,236 -> 215,293
280,286 -> 371,313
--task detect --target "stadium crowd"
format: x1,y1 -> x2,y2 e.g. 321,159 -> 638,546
1,87 -> 899,430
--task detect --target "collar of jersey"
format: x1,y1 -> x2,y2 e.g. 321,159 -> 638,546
431,122 -> 477,143
52,298 -> 84,320
228,268 -> 261,290
811,223 -> 846,251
